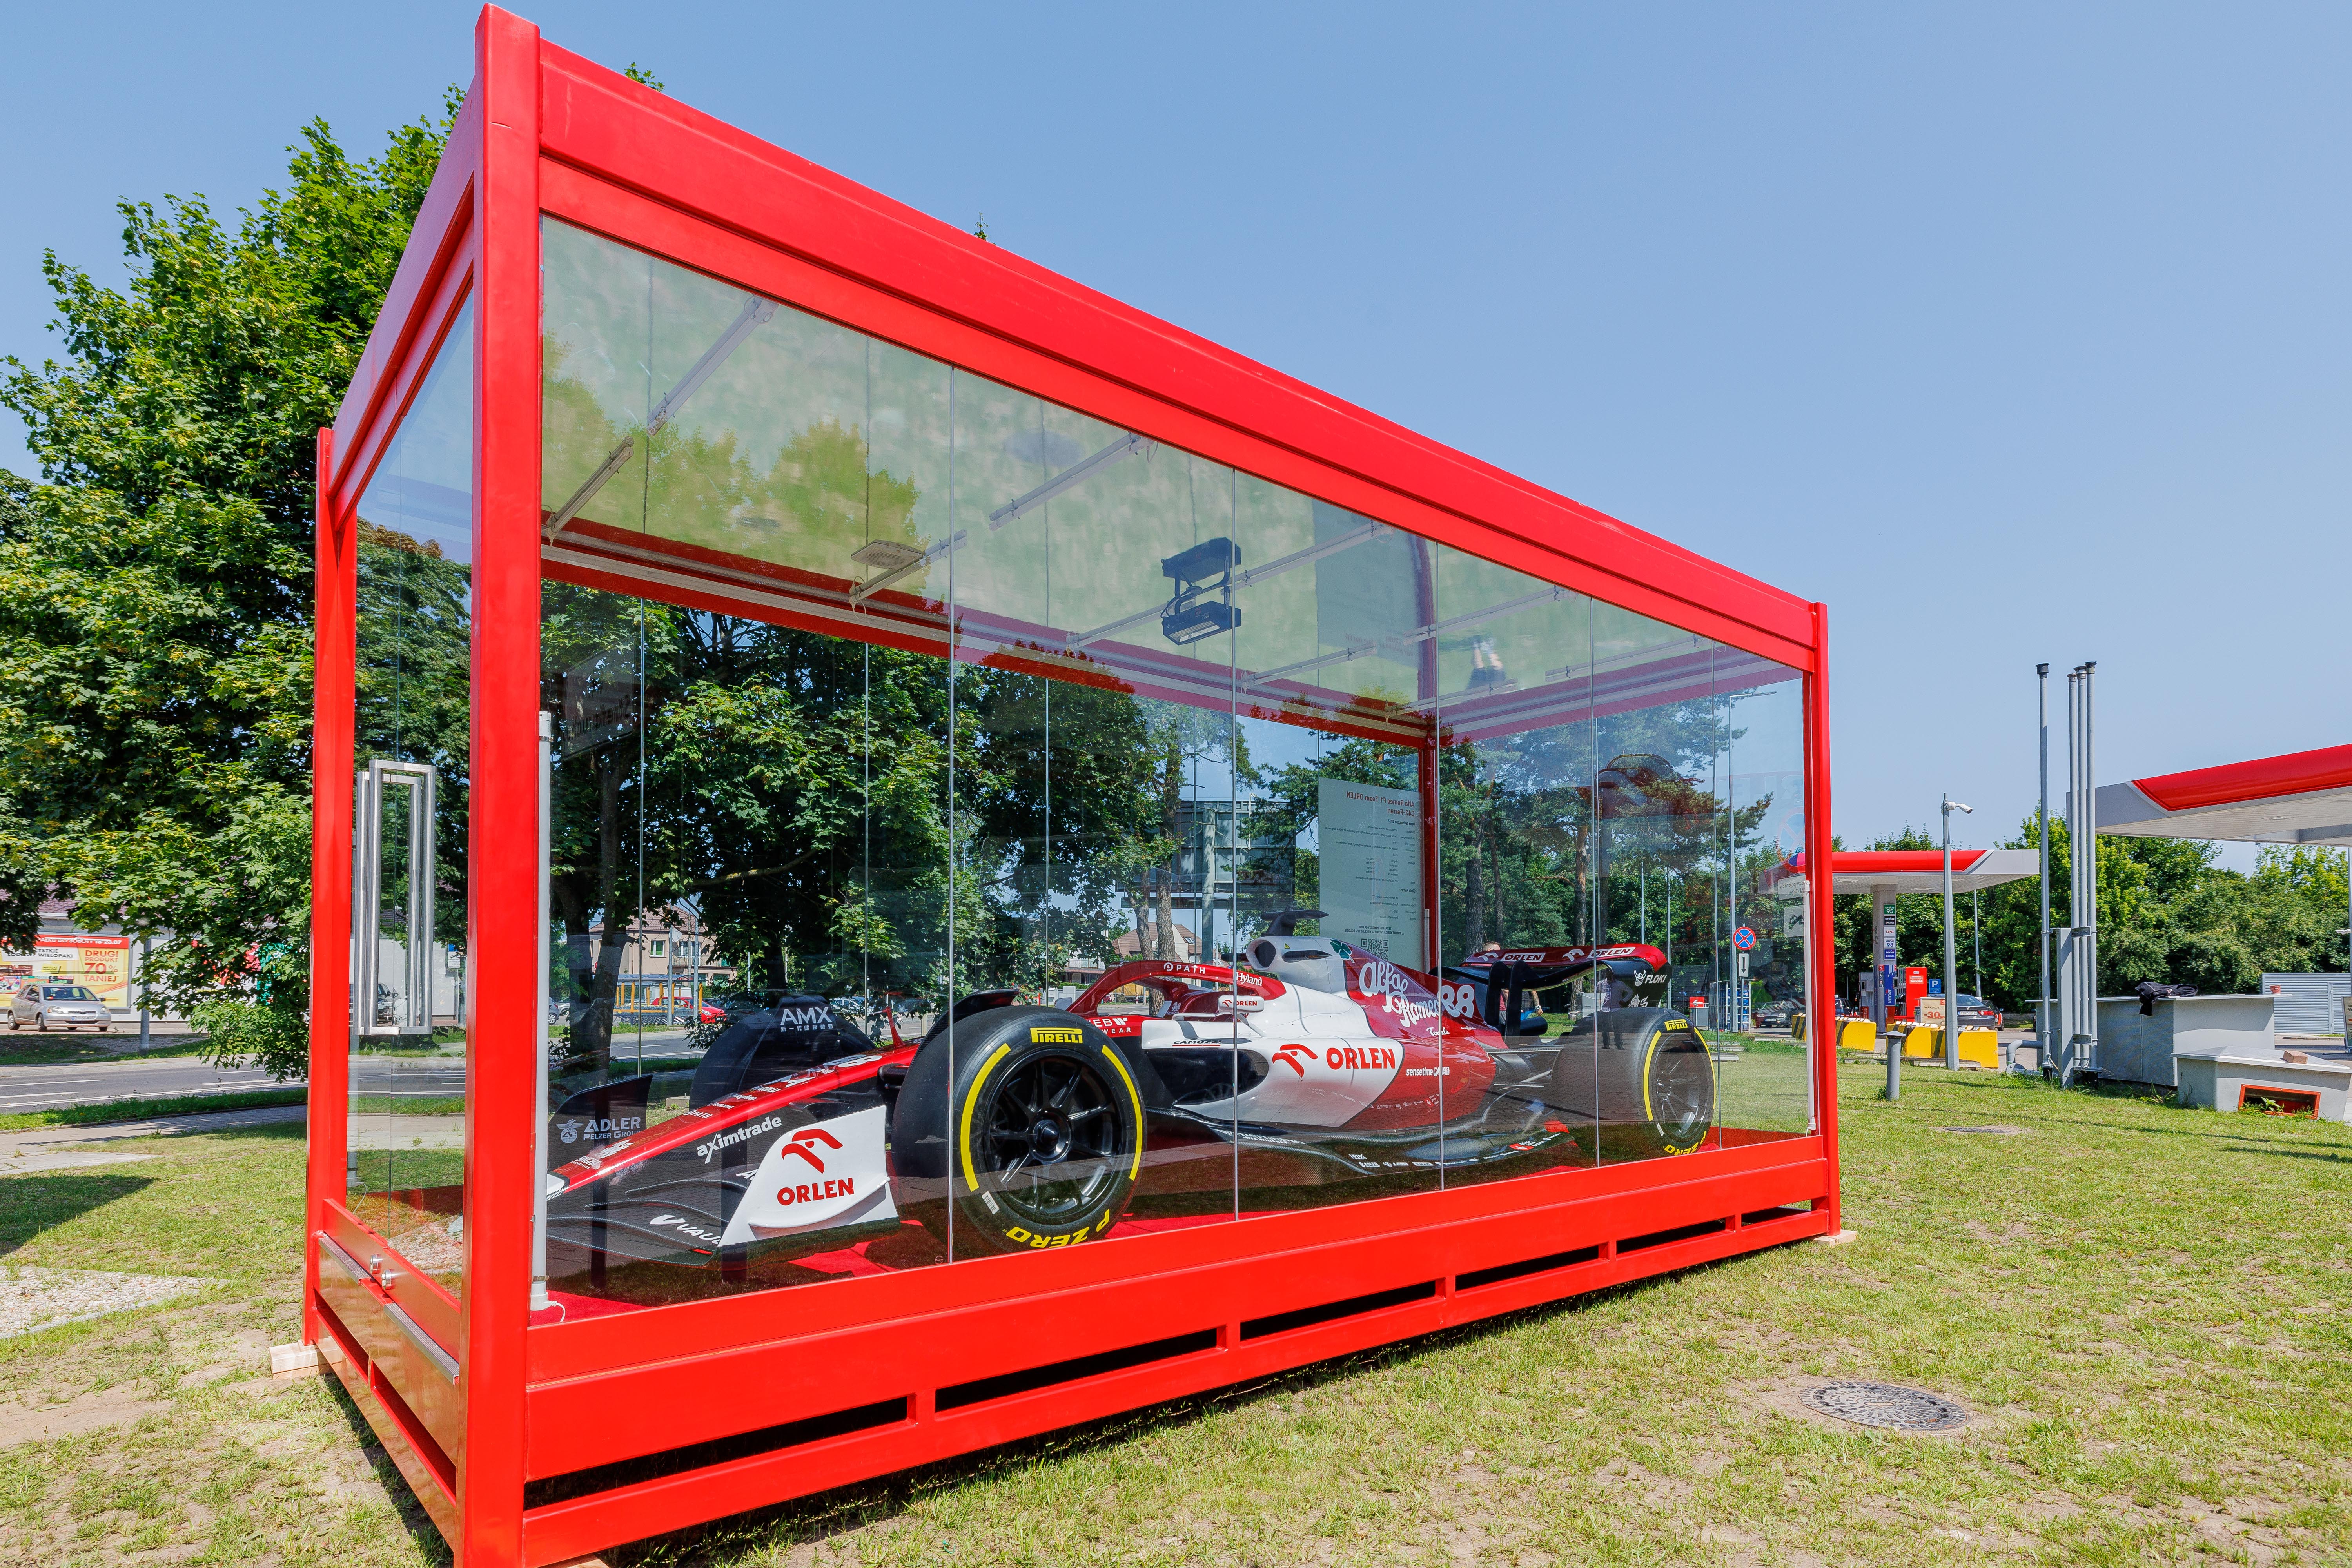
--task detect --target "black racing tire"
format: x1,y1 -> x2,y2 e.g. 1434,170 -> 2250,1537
1548,1007 -> 1716,1157
893,1006 -> 1147,1255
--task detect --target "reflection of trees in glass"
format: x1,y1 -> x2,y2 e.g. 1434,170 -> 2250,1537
544,582 -> 1239,1070
356,529 -> 470,955
1434,694 -> 1789,970
544,336 -> 926,570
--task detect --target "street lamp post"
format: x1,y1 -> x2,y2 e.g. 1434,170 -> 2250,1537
1942,794 -> 1973,1071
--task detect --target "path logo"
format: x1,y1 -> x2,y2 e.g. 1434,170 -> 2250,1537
720,1105 -> 897,1245
1029,1025 -> 1084,1044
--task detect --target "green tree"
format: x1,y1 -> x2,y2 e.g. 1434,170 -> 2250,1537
0,102 -> 458,1074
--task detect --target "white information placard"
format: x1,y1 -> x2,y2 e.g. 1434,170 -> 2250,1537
1316,779 -> 1423,969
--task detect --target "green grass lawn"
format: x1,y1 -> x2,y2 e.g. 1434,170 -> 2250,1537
2,1066 -> 2347,1564
0,1033 -> 215,1067
0,1088 -> 309,1132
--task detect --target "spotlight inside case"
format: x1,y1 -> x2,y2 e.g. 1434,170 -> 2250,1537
1160,537 -> 1242,646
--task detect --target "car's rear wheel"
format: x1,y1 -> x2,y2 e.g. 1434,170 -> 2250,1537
1548,1007 -> 1716,1158
893,1006 -> 1147,1255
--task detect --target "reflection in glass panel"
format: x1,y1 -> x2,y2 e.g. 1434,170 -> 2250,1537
532,218 -> 1815,1313
350,297 -> 474,1296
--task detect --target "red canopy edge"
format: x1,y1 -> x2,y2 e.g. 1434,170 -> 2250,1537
2133,744 -> 2352,813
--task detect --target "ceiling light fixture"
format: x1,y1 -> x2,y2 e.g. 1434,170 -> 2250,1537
1159,537 -> 1241,646
1064,521 -> 1387,651
849,534 -> 964,604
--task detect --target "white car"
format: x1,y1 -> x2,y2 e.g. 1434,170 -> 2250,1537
9,982 -> 114,1032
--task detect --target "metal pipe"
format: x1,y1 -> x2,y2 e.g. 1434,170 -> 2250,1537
2036,662 -> 2050,1072
2060,670 -> 2079,1083
2082,661 -> 2097,1078
1941,794 -> 1971,1071
1881,884 -> 1901,1102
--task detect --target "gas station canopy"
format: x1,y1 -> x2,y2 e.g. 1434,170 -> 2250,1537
1769,849 -> 2041,898
2097,743 -> 2352,847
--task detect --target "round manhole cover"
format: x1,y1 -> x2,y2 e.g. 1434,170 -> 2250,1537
1800,1381 -> 1969,1431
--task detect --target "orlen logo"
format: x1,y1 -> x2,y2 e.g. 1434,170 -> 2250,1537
775,1125 -> 858,1207
1325,1045 -> 1397,1071
1270,1043 -> 1316,1077
779,1125 -> 843,1171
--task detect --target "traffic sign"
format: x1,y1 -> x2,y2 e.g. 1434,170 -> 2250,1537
1732,926 -> 1756,952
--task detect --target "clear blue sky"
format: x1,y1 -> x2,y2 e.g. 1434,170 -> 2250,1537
5,3 -> 2346,865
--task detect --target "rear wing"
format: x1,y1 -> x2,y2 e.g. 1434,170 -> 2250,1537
1449,944 -> 1669,1034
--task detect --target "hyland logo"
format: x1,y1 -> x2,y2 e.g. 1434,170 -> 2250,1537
1270,1043 -> 1316,1077
722,1105 -> 897,1245
1029,1026 -> 1084,1044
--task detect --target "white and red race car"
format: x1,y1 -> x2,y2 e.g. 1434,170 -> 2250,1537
542,929 -> 1715,1277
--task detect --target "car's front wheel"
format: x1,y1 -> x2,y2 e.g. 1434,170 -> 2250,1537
893,1006 -> 1149,1255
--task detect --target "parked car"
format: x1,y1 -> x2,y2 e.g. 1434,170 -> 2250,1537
9,982 -> 114,1032
1952,994 -> 2001,1031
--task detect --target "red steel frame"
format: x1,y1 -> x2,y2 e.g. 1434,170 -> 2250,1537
308,10 -> 1844,1564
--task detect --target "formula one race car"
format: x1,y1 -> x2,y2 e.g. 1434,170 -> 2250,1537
543,920 -> 1716,1278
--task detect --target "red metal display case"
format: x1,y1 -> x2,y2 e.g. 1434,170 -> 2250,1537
307,10 -> 1842,1563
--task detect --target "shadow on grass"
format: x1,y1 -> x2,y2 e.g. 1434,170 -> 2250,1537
319,1371 -> 455,1565
0,1171 -> 155,1256
596,1263 -> 1712,1567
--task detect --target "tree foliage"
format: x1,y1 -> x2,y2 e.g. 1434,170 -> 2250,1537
0,102 -> 458,1074
1833,817 -> 2348,1012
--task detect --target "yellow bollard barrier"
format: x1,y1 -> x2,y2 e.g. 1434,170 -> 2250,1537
1838,1018 -> 1880,1054
1790,1011 -> 1805,1043
1898,1026 -> 2003,1069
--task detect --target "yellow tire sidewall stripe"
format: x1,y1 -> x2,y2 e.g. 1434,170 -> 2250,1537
959,1042 -> 1015,1192
1641,1027 -> 1715,1153
1098,1044 -> 1145,1180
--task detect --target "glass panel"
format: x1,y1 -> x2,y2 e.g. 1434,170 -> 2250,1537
1716,657 -> 1813,1148
534,217 -> 1815,1313
350,297 -> 474,1295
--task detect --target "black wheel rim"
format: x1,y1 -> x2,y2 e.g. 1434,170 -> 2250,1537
977,1052 -> 1127,1228
1649,1039 -> 1713,1143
